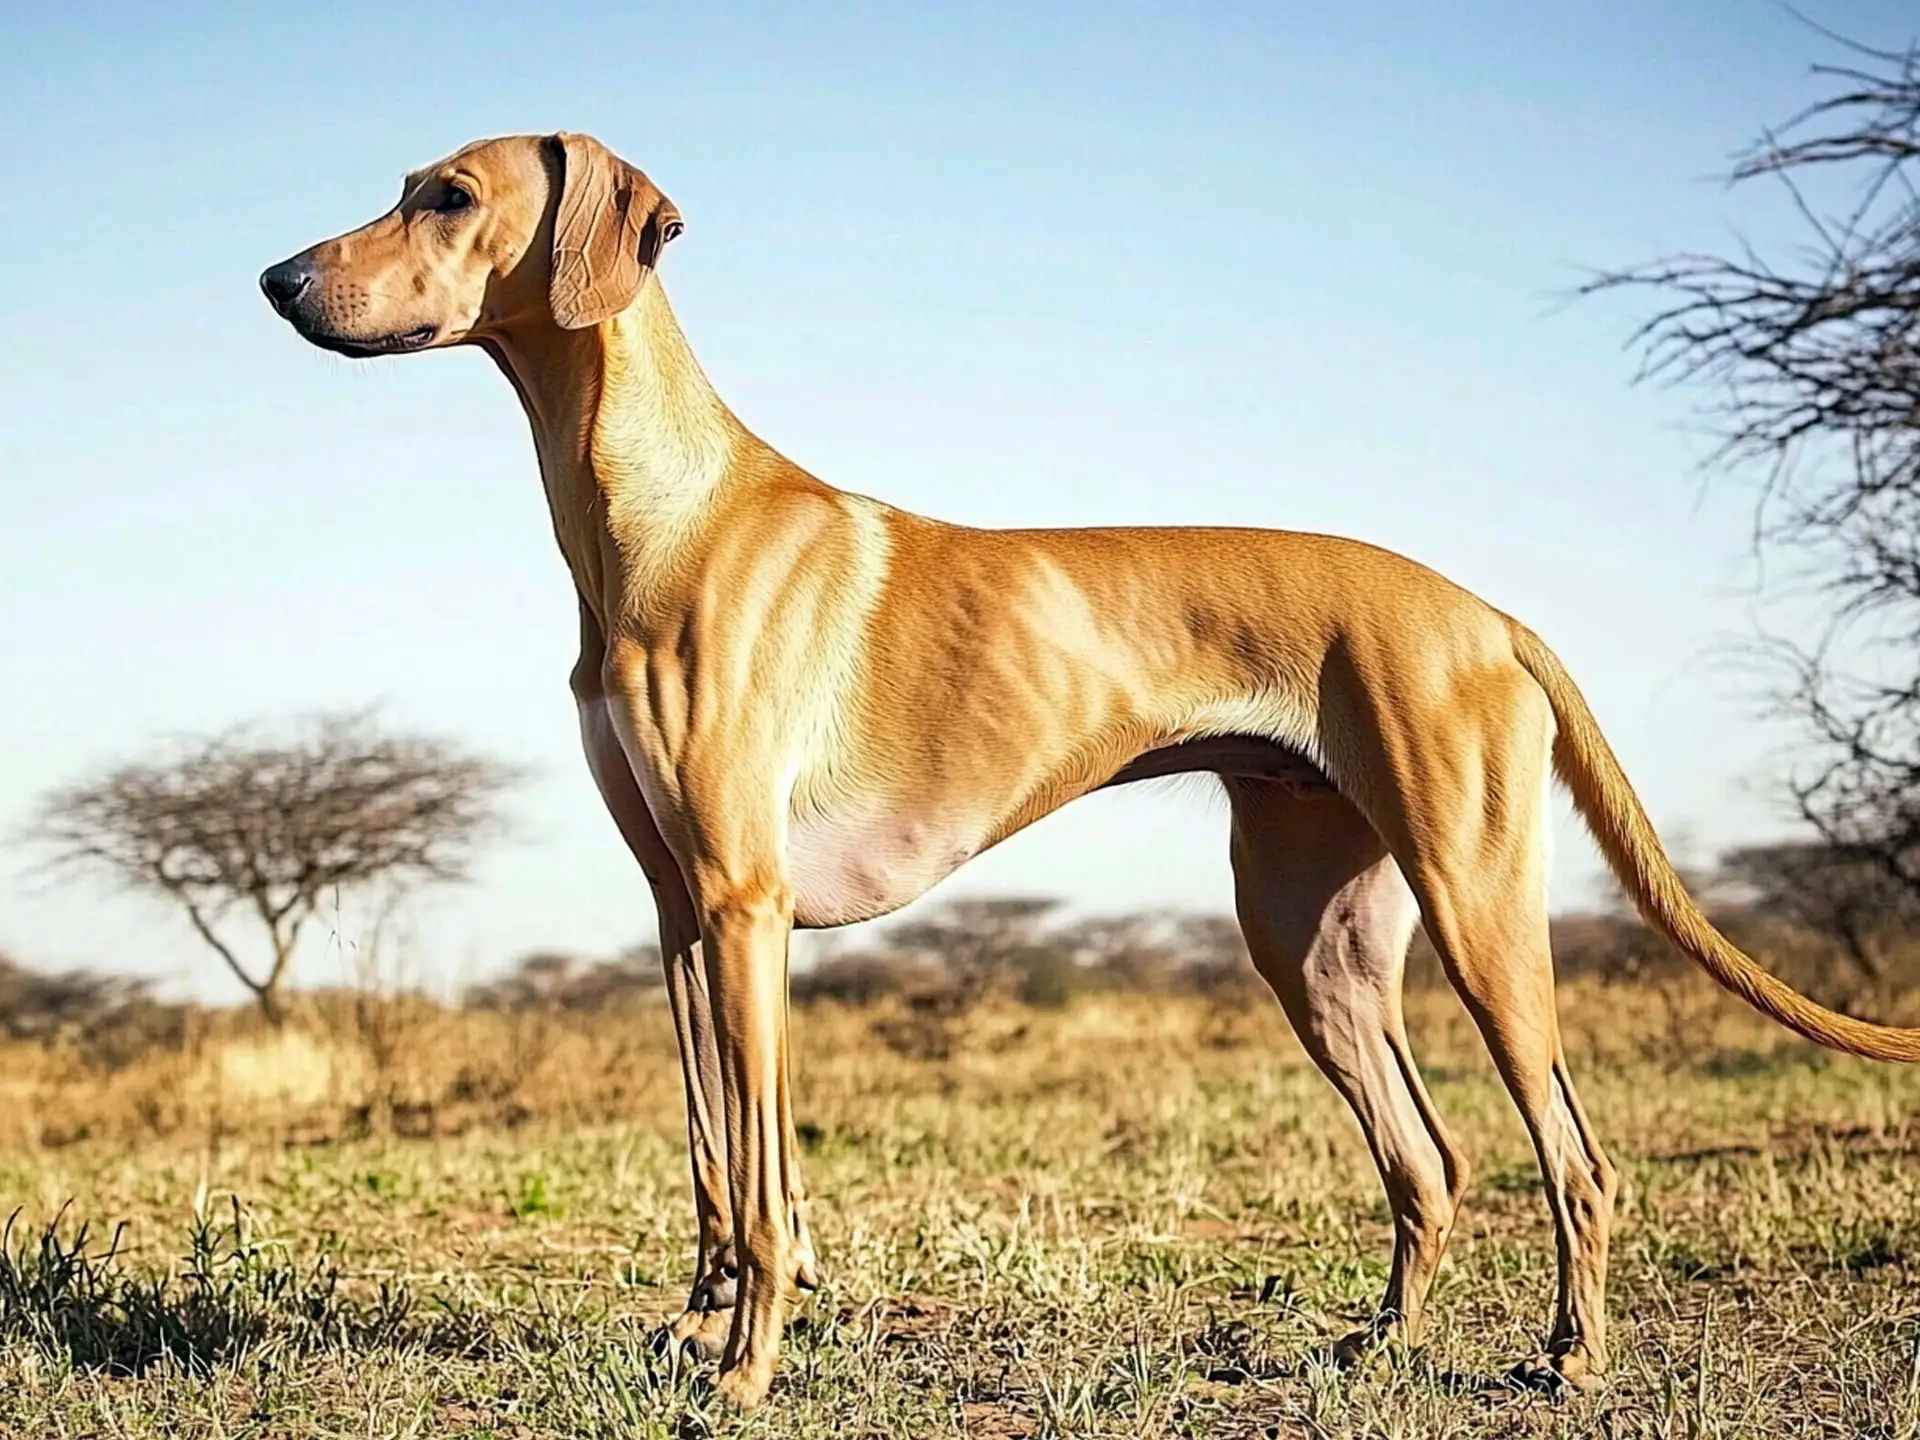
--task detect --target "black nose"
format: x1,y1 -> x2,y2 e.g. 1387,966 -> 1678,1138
259,258 -> 314,313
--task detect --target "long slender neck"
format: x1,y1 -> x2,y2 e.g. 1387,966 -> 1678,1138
486,280 -> 745,614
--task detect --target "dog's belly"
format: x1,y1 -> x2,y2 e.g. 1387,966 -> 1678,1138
786,808 -> 983,928
782,735 -> 1332,929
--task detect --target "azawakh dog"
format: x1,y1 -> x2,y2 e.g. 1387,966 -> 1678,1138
260,132 -> 1920,1409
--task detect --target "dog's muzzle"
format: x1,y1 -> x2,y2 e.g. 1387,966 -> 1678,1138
258,253 -> 440,357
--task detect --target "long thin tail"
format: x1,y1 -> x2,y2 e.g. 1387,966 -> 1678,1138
1505,616 -> 1920,1063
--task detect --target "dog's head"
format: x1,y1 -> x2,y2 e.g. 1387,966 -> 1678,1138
259,132 -> 682,357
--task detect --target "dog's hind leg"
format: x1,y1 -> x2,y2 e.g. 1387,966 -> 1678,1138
1227,780 -> 1470,1364
1354,666 -> 1619,1391
1414,872 -> 1617,1389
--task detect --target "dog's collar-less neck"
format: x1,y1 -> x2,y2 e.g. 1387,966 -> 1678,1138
485,280 -> 742,613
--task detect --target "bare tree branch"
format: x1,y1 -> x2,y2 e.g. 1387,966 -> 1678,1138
1583,20 -> 1920,894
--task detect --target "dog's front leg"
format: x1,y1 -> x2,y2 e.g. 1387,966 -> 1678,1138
571,614 -> 739,1355
654,915 -> 739,1357
659,940 -> 819,1358
689,847 -> 805,1411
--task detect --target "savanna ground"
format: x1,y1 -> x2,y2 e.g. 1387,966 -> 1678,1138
2,970 -> 1918,1439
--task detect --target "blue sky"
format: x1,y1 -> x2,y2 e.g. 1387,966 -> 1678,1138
4,1 -> 1912,1004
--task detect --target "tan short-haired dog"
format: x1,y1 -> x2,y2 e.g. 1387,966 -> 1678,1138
261,132 -> 1920,1409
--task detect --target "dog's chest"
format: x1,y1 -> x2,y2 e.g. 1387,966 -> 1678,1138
785,805 -> 983,927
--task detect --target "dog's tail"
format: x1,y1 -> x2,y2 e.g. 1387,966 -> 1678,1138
1504,616 -> 1920,1063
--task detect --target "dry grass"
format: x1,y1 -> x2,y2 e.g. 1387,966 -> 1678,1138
2,975 -> 1918,1437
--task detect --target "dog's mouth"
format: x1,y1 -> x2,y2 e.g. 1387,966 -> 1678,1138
295,324 -> 441,359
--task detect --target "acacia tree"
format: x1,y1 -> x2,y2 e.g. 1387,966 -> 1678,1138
27,711 -> 518,1025
1586,23 -> 1920,895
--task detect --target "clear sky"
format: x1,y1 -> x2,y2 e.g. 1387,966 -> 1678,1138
4,1 -> 1912,1005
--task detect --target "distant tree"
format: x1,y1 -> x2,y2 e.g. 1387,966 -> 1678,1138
1585,22 -> 1920,897
1717,838 -> 1920,981
789,944 -> 945,1006
467,942 -> 665,1012
1168,913 -> 1255,993
1063,911 -> 1255,994
881,895 -> 1066,1003
1060,912 -> 1186,991
26,711 -> 517,1026
0,948 -> 151,1042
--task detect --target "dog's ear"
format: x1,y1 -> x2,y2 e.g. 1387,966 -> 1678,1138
545,132 -> 683,330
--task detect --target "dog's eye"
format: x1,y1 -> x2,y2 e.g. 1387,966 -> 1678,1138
438,185 -> 473,214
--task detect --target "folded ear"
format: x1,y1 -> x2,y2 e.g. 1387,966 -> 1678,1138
545,132 -> 684,330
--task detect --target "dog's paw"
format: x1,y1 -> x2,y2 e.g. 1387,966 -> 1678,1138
651,1306 -> 730,1363
1328,1312 -> 1412,1370
713,1357 -> 775,1410
1503,1343 -> 1601,1399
